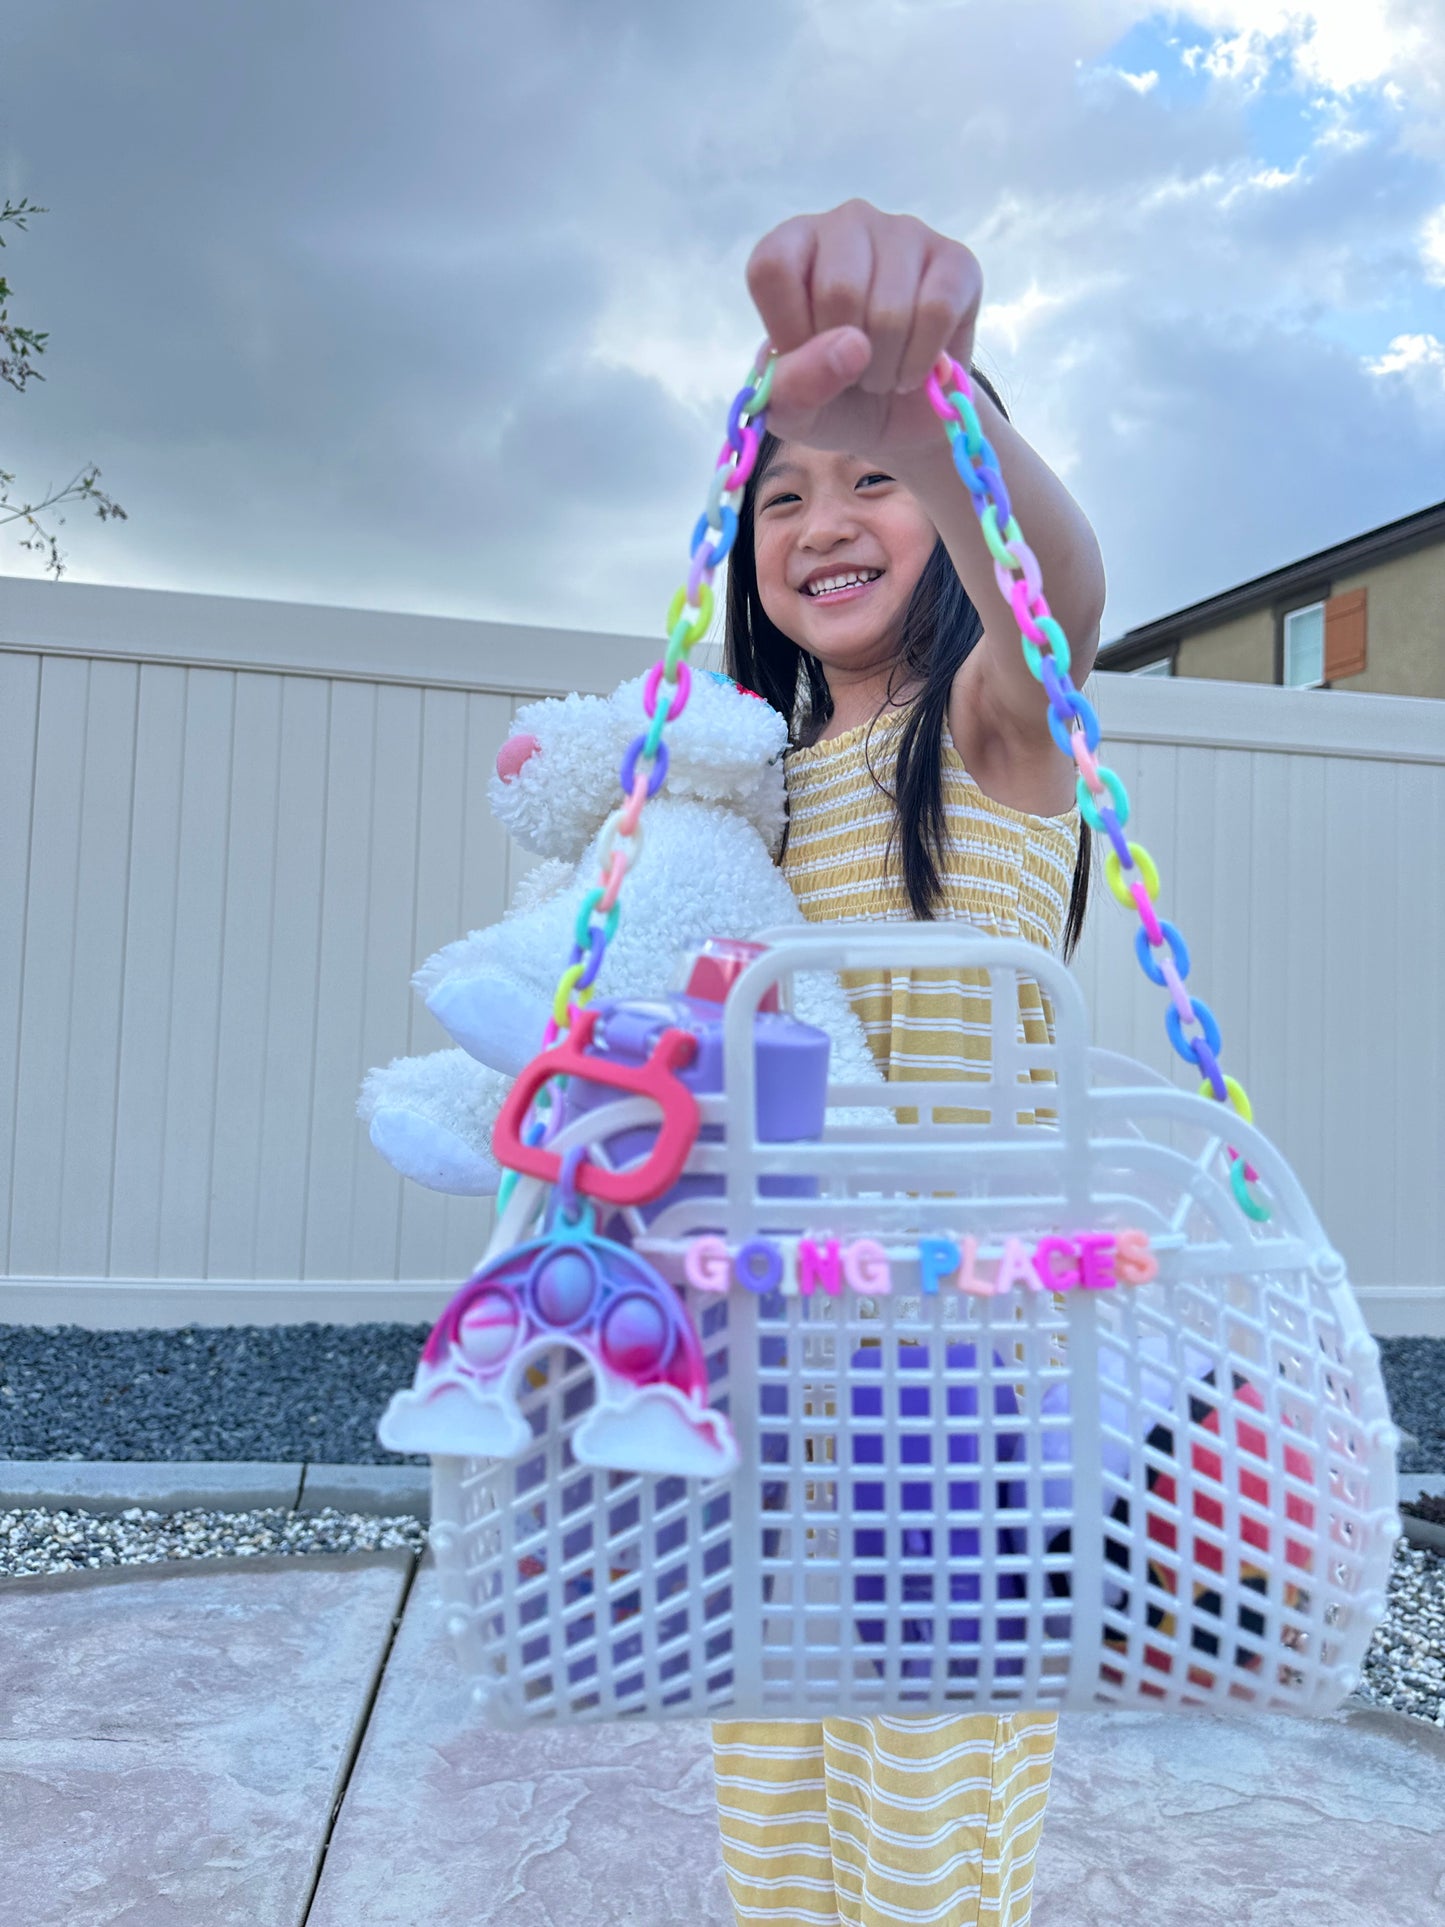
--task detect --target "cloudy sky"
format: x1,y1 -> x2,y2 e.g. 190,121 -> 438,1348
2,0 -> 1443,646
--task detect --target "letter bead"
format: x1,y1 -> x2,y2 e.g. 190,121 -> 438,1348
1076,1232 -> 1118,1290
684,1235 -> 732,1293
918,1238 -> 961,1296
845,1239 -> 892,1294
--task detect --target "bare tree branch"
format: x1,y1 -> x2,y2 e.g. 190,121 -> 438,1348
2,198 -> 129,576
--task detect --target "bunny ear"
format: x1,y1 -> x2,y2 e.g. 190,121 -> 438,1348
491,672 -> 789,861
606,665 -> 788,855
623,666 -> 788,791
488,689 -> 633,860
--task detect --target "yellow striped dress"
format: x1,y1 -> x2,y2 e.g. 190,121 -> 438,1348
711,706 -> 1081,1927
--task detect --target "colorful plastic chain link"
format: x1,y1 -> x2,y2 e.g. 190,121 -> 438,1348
497,342 -> 1268,1227
494,349 -> 776,1214
922,352 -> 1268,1223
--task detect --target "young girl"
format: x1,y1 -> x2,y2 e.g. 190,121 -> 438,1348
710,201 -> 1105,1927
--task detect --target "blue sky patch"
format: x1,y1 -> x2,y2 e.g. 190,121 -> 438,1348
1088,16 -> 1213,109
1090,12 -> 1404,178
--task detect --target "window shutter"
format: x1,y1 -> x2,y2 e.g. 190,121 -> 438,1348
1324,588 -> 1367,681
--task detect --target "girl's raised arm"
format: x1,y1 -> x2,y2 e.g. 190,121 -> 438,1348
892,392 -> 1105,818
747,198 -> 1105,815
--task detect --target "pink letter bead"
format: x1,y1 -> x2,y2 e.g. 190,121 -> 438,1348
1032,1237 -> 1082,1291
684,1236 -> 732,1293
1076,1232 -> 1119,1290
844,1238 -> 892,1294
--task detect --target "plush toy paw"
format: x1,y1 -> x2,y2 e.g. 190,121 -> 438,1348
424,972 -> 551,1077
367,1106 -> 500,1196
358,1048 -> 510,1196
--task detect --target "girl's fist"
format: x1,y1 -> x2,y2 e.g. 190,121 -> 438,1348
745,198 -> 983,463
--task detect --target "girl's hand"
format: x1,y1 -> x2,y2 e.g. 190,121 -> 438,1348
745,199 -> 982,465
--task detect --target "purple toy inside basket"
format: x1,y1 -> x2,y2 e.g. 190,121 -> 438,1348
844,1342 -> 1032,1681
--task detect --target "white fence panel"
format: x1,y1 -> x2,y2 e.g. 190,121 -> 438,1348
1071,673 -> 1444,1337
1,577 -> 1441,1333
1,579 -> 655,1327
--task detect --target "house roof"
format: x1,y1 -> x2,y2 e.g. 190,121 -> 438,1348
1097,496 -> 1445,671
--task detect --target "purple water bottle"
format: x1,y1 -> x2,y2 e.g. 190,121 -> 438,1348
550,938 -> 832,1241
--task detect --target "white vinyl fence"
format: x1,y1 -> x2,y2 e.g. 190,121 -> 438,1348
3,576 -> 1442,1334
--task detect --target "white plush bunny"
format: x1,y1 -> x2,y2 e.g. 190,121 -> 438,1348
358,668 -> 882,1195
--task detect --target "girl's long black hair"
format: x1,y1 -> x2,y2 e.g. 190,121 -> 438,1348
723,368 -> 1091,961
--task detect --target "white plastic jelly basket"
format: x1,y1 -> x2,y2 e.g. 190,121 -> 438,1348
427,926 -> 1400,1727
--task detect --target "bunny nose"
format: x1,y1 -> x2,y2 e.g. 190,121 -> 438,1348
495,733 -> 540,781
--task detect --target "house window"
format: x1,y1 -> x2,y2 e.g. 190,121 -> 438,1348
1283,602 -> 1326,688
1130,657 -> 1173,677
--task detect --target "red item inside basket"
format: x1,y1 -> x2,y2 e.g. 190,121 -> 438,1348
1132,1377 -> 1316,1694
684,937 -> 779,1011
1148,1378 -> 1316,1571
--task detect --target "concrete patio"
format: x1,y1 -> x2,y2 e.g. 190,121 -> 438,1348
2,1543 -> 1443,1927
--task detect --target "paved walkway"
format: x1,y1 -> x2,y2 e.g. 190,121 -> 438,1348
2,1545 -> 1443,1927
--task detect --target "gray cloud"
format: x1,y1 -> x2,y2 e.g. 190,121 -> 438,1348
1059,300 -> 1443,626
2,0 -> 1442,639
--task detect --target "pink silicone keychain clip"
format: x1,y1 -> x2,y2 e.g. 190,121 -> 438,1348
491,1007 -> 702,1206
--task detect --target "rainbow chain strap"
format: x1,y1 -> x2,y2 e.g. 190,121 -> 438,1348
922,354 -> 1266,1221
494,353 -> 776,1214
497,343 -> 1268,1226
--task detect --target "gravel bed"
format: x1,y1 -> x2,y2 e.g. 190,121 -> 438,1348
1350,1540 -> 1445,1727
1,1326 -> 1441,1472
0,1323 -> 435,1466
0,1504 -> 428,1577
1372,1336 -> 1445,1473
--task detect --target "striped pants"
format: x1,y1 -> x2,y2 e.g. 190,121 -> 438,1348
711,1712 -> 1057,1926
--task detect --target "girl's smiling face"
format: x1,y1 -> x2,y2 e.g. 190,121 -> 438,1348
751,442 -> 939,680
